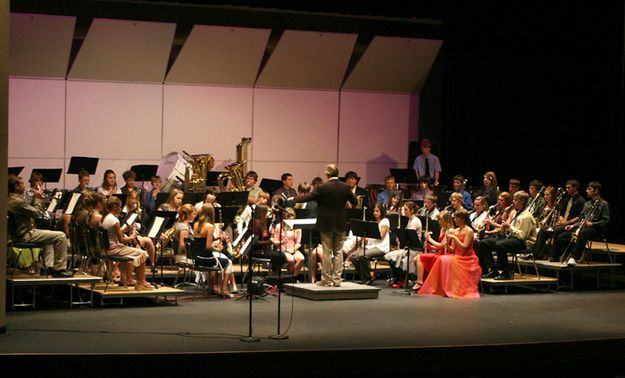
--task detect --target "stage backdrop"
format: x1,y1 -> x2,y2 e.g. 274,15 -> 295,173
8,77 -> 415,188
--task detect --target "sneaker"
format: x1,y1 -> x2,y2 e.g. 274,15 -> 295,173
566,257 -> 577,267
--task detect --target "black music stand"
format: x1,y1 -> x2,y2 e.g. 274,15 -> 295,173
8,166 -> 24,176
145,211 -> 177,284
131,164 -> 158,183
32,168 -> 62,190
154,192 -> 170,210
259,178 -> 282,197
206,171 -> 226,188
182,192 -> 205,206
67,156 -> 98,175
390,168 -> 418,184
112,193 -> 127,207
240,205 -> 260,343
349,220 -> 381,284
418,216 -> 441,241
217,191 -> 248,207
395,228 -> 423,293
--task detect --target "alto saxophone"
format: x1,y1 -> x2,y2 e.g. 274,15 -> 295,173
155,224 -> 177,254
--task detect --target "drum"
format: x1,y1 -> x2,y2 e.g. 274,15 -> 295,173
156,152 -> 188,192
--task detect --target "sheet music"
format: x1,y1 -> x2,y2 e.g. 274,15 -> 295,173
46,198 -> 58,213
240,235 -> 253,253
233,224 -> 248,245
125,213 -> 138,226
284,218 -> 316,228
148,217 -> 165,238
64,193 -> 82,215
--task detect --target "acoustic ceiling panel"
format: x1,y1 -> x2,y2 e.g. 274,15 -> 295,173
343,36 -> 442,93
69,18 -> 175,82
10,13 -> 76,78
166,25 -> 270,86
256,30 -> 357,90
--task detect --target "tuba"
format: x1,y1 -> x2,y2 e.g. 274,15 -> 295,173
217,137 -> 252,192
183,151 -> 215,193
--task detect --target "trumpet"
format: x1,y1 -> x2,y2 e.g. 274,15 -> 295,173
538,188 -> 564,230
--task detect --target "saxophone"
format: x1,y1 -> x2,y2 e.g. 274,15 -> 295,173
155,224 -> 177,255
217,137 -> 252,192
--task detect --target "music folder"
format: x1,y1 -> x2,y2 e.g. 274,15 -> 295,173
145,211 -> 177,239
67,156 -> 99,175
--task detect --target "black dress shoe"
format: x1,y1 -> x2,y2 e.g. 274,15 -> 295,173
548,257 -> 559,263
51,269 -> 73,278
481,270 -> 499,279
494,273 -> 513,281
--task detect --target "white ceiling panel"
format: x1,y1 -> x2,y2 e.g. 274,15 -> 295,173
343,36 -> 442,93
166,25 -> 270,86
69,18 -> 175,82
10,13 -> 75,78
257,30 -> 357,90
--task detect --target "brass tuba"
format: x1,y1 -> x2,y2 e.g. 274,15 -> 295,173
183,151 -> 215,193
218,137 -> 252,192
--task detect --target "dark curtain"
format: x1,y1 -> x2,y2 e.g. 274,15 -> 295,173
420,2 -> 625,242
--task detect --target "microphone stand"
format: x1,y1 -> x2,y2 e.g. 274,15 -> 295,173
269,207 -> 288,340
241,204 -> 260,343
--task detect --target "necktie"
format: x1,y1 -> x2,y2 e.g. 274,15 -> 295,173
424,157 -> 430,177
563,197 -> 573,221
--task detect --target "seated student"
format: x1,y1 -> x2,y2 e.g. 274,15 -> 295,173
244,171 -> 261,205
101,196 -> 151,288
72,169 -> 94,193
412,210 -> 453,290
417,209 -> 481,299
194,188 -> 220,212
470,196 -> 489,240
452,174 -> 473,210
123,190 -> 156,271
193,204 -> 235,298
142,175 -> 162,217
478,171 -> 499,207
97,169 -> 122,197
446,192 -> 465,214
121,170 -> 140,196
417,194 -> 440,221
385,191 -> 403,214
250,204 -> 286,275
158,188 -> 184,212
172,204 -> 196,265
411,176 -> 434,202
376,175 -> 396,205
7,174 -> 72,277
271,207 -> 305,276
348,203 -> 390,285
295,182 -> 317,210
384,201 -> 422,287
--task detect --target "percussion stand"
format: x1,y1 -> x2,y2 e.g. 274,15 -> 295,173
269,208 -> 288,340
241,204 -> 260,343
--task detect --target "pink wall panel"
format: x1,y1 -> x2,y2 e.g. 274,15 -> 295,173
338,91 -> 411,184
162,85 -> 253,170
8,78 -> 65,158
65,81 -> 163,160
252,88 -> 339,166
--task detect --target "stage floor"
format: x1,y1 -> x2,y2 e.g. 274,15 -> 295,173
2,285 -> 625,355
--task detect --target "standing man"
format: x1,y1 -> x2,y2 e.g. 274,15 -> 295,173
294,164 -> 357,287
412,139 -> 442,187
7,175 -> 72,277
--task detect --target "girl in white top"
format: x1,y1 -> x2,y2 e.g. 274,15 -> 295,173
101,196 -> 150,288
123,190 -> 156,271
384,201 -> 423,286
97,169 -> 122,197
349,203 -> 390,285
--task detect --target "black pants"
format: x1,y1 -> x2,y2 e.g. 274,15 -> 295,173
532,227 -> 553,259
478,236 -> 526,274
252,248 -> 287,273
553,227 -> 601,261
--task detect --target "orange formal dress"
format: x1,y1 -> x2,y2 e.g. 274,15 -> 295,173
419,233 -> 482,299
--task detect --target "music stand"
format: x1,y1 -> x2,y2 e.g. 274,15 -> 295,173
390,168 -> 417,184
113,193 -> 127,207
259,178 -> 282,197
217,191 -> 248,207
349,219 -> 381,284
67,157 -> 99,175
182,192 -> 205,206
418,216 -> 441,240
131,164 -> 158,182
145,210 -> 177,284
32,168 -> 62,190
154,192 -> 170,210
206,171 -> 226,188
395,228 -> 423,292
8,167 -> 24,176
294,208 -> 318,282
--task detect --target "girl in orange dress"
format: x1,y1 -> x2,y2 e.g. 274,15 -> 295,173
418,208 -> 482,299
412,210 -> 453,290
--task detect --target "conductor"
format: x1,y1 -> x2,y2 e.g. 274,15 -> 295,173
294,164 -> 357,287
